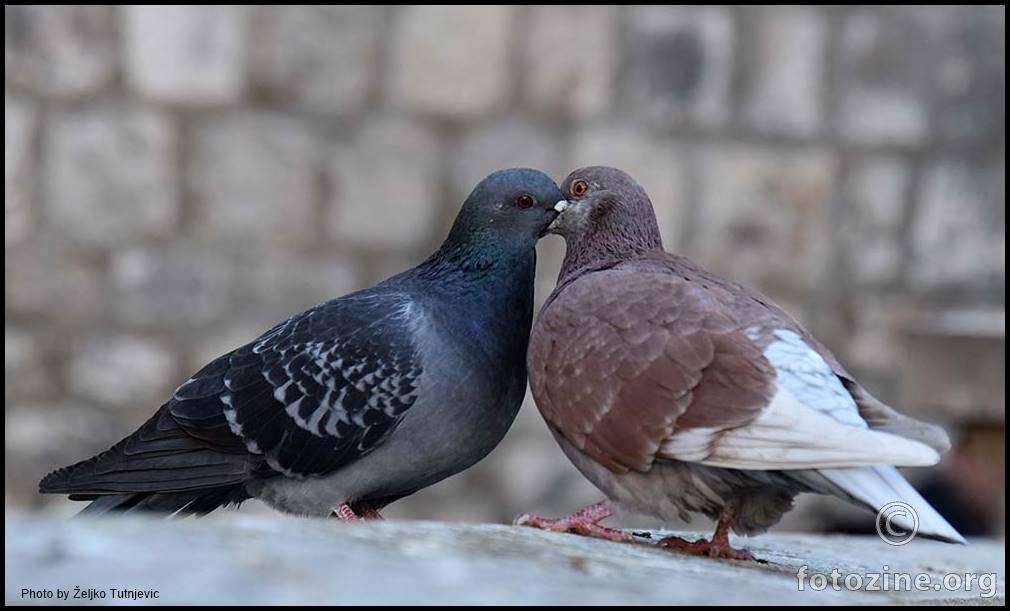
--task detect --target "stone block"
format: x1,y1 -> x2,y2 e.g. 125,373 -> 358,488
624,6 -> 734,129
741,7 -> 826,137
188,113 -> 321,247
908,160 -> 1005,293
68,335 -> 178,409
388,6 -> 513,118
44,107 -> 179,248
123,6 -> 246,105
329,117 -> 442,251
250,6 -> 380,114
927,6 -> 1006,146
522,6 -> 617,119
839,155 -> 910,286
691,145 -> 836,298
4,240 -> 106,325
237,251 -> 361,315
4,327 -> 49,401
4,5 -> 116,98
5,96 -> 36,247
110,246 -> 233,328
836,7 -> 932,145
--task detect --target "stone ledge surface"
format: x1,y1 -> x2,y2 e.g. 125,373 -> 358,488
4,513 -> 1004,605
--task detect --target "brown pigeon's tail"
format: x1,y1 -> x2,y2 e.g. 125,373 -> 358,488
801,465 -> 966,544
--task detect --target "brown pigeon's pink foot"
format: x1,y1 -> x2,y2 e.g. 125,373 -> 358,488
658,534 -> 754,561
658,506 -> 755,561
514,501 -> 633,543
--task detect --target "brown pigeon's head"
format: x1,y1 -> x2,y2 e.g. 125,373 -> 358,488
550,166 -> 663,253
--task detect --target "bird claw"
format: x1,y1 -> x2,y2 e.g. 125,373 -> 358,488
332,503 -> 360,522
514,512 -> 634,544
657,535 -> 756,561
333,502 -> 384,521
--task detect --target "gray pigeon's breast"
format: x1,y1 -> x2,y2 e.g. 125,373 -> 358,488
255,309 -> 526,516
360,325 -> 525,497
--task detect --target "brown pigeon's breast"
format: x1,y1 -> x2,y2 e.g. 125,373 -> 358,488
552,425 -> 802,534
551,428 -> 722,522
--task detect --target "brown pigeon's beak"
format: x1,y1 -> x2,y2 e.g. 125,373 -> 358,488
546,200 -> 570,234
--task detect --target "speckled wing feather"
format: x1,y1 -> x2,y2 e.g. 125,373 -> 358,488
171,291 -> 424,478
529,254 -> 943,475
43,290 -> 426,499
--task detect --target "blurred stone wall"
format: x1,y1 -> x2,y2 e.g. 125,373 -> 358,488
5,6 -> 1005,526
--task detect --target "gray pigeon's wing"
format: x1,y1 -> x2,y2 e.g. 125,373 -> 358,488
171,291 -> 424,478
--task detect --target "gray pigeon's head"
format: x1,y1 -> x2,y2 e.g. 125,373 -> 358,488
447,168 -> 565,247
551,166 -> 663,252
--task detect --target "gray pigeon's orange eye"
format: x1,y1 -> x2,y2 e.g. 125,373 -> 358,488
516,194 -> 535,209
571,179 -> 588,197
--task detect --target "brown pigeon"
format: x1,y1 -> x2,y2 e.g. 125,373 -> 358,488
518,166 -> 963,559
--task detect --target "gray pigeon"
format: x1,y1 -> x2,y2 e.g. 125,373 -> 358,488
40,168 -> 564,520
519,166 -> 963,559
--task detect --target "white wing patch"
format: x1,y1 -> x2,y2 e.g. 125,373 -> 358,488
659,427 -> 720,463
668,388 -> 940,469
760,329 -> 866,428
658,328 -> 941,470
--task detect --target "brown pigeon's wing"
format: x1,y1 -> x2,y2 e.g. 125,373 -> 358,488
653,252 -> 952,457
529,269 -> 775,473
721,277 -> 952,455
530,268 -> 940,474
759,295 -> 952,454
842,380 -> 951,453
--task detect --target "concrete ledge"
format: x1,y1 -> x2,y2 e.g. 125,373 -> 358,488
4,513 -> 1004,605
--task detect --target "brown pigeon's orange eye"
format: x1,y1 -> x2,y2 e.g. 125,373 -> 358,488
516,194 -> 535,209
571,179 -> 588,197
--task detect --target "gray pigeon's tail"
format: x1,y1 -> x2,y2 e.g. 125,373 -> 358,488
70,488 -> 248,517
39,406 -> 251,517
800,465 -> 966,544
73,493 -> 143,516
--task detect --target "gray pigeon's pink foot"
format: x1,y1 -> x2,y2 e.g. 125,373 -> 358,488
658,506 -> 756,561
332,503 -> 361,521
333,502 -> 384,521
515,501 -> 633,543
